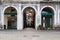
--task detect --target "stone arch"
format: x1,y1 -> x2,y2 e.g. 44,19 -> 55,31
23,7 -> 36,29
40,6 -> 56,15
40,6 -> 55,29
22,6 -> 37,13
2,6 -> 18,29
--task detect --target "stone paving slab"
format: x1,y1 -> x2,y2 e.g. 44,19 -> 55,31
0,30 -> 60,40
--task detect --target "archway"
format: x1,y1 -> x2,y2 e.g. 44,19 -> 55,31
23,7 -> 35,29
4,7 -> 17,29
41,7 -> 54,29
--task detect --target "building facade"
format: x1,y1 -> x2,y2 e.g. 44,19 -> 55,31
0,0 -> 60,30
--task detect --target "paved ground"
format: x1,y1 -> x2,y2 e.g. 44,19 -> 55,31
0,29 -> 60,40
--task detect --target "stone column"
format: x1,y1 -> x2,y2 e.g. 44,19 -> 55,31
17,4 -> 23,30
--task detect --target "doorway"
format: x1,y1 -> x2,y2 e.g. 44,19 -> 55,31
4,7 -> 17,29
23,7 -> 35,29
41,7 -> 54,29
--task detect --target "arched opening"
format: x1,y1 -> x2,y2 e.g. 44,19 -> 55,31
4,7 -> 17,29
41,7 -> 54,29
23,7 -> 35,29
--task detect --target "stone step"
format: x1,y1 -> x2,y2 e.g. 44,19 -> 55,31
24,28 -> 35,31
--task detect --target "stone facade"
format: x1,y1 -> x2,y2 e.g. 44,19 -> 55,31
0,1 -> 60,30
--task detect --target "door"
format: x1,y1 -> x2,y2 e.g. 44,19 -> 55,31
8,16 -> 17,29
42,16 -> 50,29
42,14 -> 53,29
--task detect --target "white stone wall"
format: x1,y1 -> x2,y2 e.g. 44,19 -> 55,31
1,0 -> 59,2
2,0 -> 59,1
17,4 -> 23,30
0,1 -> 60,30
21,4 -> 40,30
0,6 -> 1,21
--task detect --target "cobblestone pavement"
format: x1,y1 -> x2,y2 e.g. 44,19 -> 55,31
0,29 -> 60,40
